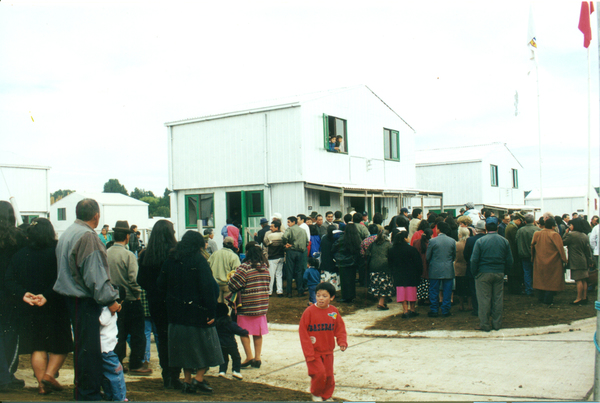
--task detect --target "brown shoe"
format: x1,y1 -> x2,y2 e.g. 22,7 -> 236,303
129,365 -> 153,375
42,374 -> 64,391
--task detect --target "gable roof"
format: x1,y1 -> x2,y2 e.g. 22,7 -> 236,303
55,192 -> 148,207
165,85 -> 414,131
415,142 -> 523,168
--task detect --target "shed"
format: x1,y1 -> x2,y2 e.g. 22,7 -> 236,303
166,85 -> 442,246
525,186 -> 599,218
0,163 -> 50,224
414,143 -> 529,216
50,192 -> 149,237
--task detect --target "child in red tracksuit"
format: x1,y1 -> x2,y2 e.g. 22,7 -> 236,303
299,282 -> 347,401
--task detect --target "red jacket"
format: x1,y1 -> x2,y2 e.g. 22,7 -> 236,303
299,304 -> 347,361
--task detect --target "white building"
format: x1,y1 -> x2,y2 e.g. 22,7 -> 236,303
414,143 -> 535,216
166,85 -> 442,246
525,186 -> 599,218
0,163 -> 50,224
50,192 -> 149,236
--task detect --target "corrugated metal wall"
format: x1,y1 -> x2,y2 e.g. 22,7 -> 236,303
170,108 -> 302,191
416,162 -> 481,206
299,86 -> 416,189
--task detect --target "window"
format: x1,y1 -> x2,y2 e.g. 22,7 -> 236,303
323,114 -> 347,153
21,215 -> 39,225
383,128 -> 399,161
319,191 -> 331,207
490,165 -> 498,187
512,169 -> 518,188
246,191 -> 264,217
57,208 -> 66,221
185,194 -> 214,228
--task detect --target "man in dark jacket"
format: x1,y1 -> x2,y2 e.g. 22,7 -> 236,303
516,214 -> 540,296
470,218 -> 513,332
463,220 -> 486,316
504,212 -> 525,294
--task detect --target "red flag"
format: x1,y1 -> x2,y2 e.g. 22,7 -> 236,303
578,1 -> 595,48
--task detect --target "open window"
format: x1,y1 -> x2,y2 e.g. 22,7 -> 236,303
383,128 -> 399,161
323,114 -> 347,153
185,193 -> 214,228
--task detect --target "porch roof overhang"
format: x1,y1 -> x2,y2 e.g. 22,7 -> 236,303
304,182 -> 443,198
482,203 -> 540,212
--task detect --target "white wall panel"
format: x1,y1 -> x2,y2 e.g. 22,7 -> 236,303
0,166 -> 49,215
416,162 -> 481,206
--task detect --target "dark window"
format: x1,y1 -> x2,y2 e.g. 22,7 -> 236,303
512,169 -> 518,188
246,191 -> 264,217
58,208 -> 66,221
323,114 -> 347,153
383,128 -> 399,161
490,165 -> 499,187
185,194 -> 214,228
319,191 -> 331,207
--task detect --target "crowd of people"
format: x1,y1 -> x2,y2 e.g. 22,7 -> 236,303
0,196 -> 597,401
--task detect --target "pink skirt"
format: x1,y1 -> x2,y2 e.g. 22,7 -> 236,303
237,314 -> 269,336
396,286 -> 417,302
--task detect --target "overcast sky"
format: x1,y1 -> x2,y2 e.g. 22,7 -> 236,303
1,0 -> 598,197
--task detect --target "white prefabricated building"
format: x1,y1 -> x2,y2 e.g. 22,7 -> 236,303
166,85 -> 442,246
50,192 -> 149,236
413,143 -> 534,216
525,186 -> 599,218
0,163 -> 50,224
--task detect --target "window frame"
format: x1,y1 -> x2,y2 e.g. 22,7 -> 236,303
245,190 -> 264,217
512,169 -> 518,188
185,193 -> 215,229
57,208 -> 66,221
383,128 -> 400,161
490,165 -> 499,187
323,114 -> 348,154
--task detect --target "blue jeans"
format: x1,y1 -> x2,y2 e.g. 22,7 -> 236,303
522,260 -> 533,295
308,286 -> 317,304
429,279 -> 453,314
129,319 -> 157,363
101,351 -> 126,401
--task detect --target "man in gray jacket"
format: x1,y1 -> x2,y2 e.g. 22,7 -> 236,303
470,217 -> 513,332
426,222 -> 456,317
54,199 -> 120,400
516,214 -> 540,296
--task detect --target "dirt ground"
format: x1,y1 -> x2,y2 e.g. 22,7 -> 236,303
1,283 -> 595,401
369,282 -> 597,332
0,375 -> 311,402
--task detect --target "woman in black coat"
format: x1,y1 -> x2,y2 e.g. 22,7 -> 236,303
388,229 -> 423,318
137,219 -> 180,389
5,218 -> 72,395
157,231 -> 223,394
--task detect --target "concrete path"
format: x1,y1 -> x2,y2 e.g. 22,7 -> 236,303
16,306 -> 597,401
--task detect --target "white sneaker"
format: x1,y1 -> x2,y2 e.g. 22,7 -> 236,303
218,372 -> 226,378
311,394 -> 323,401
232,371 -> 243,380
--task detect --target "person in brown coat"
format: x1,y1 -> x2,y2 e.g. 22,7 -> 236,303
562,218 -> 592,305
531,217 -> 567,305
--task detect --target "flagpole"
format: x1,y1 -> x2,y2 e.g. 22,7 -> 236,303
535,54 -> 544,214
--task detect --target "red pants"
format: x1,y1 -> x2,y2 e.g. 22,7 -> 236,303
306,354 -> 335,400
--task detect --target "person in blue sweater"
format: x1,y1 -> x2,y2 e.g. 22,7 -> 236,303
470,217 -> 513,332
216,303 -> 248,380
304,258 -> 322,305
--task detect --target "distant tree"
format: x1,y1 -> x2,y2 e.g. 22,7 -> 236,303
50,189 -> 75,205
154,206 -> 170,218
103,179 -> 127,195
130,187 -> 155,200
